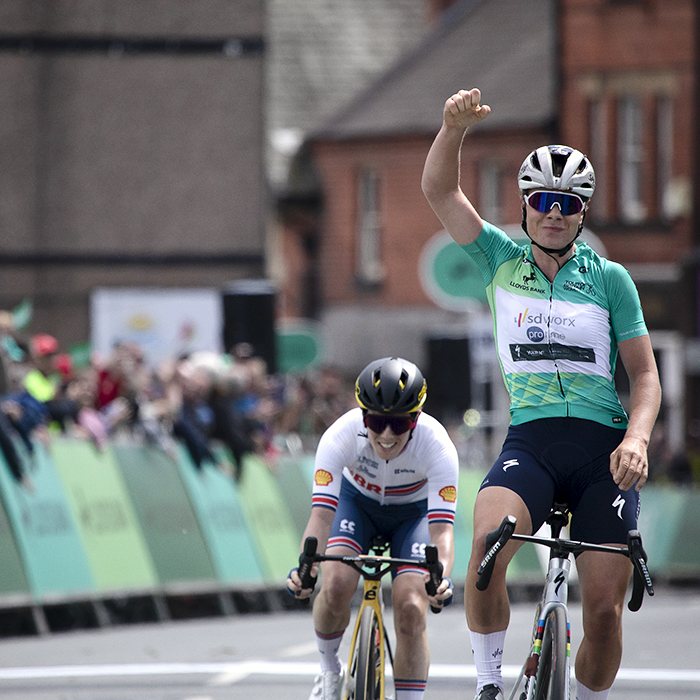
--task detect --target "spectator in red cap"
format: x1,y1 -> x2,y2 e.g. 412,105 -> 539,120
24,333 -> 60,402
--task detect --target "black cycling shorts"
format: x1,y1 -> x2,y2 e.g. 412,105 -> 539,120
480,417 -> 639,545
328,478 -> 430,577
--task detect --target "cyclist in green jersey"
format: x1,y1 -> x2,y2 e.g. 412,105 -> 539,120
421,89 -> 662,700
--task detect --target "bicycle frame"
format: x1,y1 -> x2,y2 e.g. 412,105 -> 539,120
298,536 -> 444,700
476,508 -> 653,700
343,571 -> 389,700
509,554 -> 572,700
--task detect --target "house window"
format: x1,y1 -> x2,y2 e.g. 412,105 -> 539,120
657,98 -> 674,219
588,98 -> 608,220
618,95 -> 646,223
480,161 -> 501,224
356,168 -> 384,285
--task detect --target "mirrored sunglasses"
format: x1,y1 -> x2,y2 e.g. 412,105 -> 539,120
363,414 -> 417,435
524,190 -> 585,216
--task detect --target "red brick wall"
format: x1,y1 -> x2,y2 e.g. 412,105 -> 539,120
559,0 -> 695,264
310,128 -> 552,310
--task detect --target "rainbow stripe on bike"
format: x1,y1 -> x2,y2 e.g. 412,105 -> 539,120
533,618 -> 571,657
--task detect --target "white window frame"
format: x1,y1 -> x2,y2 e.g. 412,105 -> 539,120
356,168 -> 384,285
618,95 -> 646,223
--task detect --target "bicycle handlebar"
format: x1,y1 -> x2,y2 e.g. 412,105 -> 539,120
475,515 -> 654,610
298,536 -> 319,590
424,544 -> 444,614
298,536 -> 446,613
627,530 -> 654,611
475,515 -> 516,591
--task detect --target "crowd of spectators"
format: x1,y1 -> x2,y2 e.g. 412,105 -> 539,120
0,316 -> 356,488
1,317 -> 698,489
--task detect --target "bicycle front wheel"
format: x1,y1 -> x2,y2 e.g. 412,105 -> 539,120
533,605 -> 569,700
352,606 -> 382,700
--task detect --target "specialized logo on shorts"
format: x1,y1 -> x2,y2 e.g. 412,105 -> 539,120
503,459 -> 519,472
314,470 -> 333,486
612,494 -> 625,519
439,485 -> 457,502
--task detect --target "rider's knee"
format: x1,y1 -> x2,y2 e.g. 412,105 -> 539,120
582,594 -> 625,636
319,571 -> 357,607
393,587 -> 426,637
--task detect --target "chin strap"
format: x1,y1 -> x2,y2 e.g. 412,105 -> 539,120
521,207 -> 585,261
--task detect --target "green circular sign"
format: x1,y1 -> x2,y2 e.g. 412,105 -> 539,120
276,322 -> 323,374
419,231 -> 487,310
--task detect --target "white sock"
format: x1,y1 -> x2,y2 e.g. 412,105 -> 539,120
575,680 -> 611,700
394,678 -> 426,699
470,629 -> 506,694
315,629 -> 344,673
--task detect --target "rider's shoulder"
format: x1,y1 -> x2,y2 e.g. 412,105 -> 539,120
324,407 -> 364,436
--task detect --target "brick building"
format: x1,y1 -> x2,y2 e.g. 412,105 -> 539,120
277,0 -> 697,448
0,1 -> 266,346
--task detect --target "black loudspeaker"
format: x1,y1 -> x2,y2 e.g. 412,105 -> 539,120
222,280 -> 277,374
425,336 -> 471,421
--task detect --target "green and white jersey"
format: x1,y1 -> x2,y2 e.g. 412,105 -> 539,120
464,222 -> 648,428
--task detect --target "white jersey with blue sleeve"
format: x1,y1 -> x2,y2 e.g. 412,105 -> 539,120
311,408 -> 459,526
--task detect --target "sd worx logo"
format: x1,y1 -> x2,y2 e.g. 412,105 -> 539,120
514,308 -> 545,343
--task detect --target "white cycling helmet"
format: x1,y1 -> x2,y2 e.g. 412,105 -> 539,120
518,145 -> 596,200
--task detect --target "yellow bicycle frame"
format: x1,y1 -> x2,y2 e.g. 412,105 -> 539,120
343,577 -> 386,700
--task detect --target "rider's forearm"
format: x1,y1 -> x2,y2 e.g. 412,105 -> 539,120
300,506 -> 335,554
429,522 -> 455,578
421,123 -> 467,205
625,369 -> 662,445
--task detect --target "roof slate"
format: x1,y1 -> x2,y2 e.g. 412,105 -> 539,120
266,0 -> 429,134
312,0 -> 557,140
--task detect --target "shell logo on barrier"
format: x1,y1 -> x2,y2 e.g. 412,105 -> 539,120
315,470 -> 333,486
439,485 -> 457,503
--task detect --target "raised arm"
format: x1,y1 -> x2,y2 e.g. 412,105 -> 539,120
421,88 -> 491,245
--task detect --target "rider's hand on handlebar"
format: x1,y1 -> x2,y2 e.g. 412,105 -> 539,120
286,566 -> 318,599
425,576 -> 454,608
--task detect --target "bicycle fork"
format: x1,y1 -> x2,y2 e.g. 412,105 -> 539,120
344,578 -> 388,700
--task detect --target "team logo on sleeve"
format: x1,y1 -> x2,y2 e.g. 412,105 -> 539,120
439,485 -> 457,502
314,470 -> 333,486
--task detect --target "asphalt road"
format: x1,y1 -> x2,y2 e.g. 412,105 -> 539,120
0,587 -> 697,700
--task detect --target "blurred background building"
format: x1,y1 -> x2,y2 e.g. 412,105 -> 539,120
0,0 -> 697,468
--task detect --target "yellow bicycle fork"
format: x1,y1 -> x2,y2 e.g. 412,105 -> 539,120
343,578 -> 387,700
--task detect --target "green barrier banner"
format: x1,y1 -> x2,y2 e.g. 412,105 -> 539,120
452,470 -> 484,579
175,447 -> 264,584
635,487 -> 700,578
274,455 -> 314,539
0,442 -> 93,597
0,477 -> 31,597
51,440 -> 158,591
671,491 -> 700,574
112,444 -> 219,584
235,453 -> 300,582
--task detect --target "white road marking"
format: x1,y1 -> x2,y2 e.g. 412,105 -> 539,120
279,641 -> 319,658
0,662 -> 697,684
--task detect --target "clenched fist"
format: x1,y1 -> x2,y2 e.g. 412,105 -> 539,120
443,88 -> 491,130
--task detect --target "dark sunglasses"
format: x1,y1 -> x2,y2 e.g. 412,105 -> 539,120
524,190 -> 585,216
363,414 -> 417,435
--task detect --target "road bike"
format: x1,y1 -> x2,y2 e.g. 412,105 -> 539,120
476,503 -> 654,700
298,535 -> 444,700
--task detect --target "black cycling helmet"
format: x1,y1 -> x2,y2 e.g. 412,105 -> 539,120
355,357 -> 427,414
